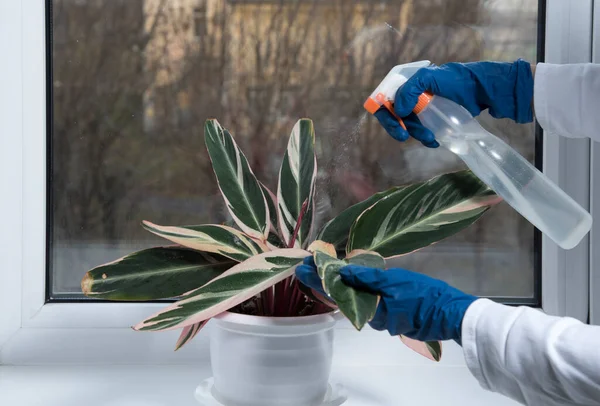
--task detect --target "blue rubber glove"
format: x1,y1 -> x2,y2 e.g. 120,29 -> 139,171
375,59 -> 534,148
296,258 -> 477,343
296,257 -> 327,297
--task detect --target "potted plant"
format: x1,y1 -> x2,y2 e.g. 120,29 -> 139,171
81,118 -> 499,405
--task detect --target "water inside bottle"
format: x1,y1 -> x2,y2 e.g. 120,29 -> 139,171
440,130 -> 590,250
421,97 -> 591,250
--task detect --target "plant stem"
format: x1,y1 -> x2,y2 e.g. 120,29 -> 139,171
260,289 -> 271,316
257,294 -> 264,315
264,286 -> 274,316
286,280 -> 299,315
287,198 -> 309,248
261,199 -> 308,317
287,279 -> 306,316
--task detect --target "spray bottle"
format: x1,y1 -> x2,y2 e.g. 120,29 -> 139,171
364,60 -> 592,250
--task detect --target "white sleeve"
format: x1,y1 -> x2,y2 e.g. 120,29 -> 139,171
462,299 -> 600,406
534,63 -> 600,141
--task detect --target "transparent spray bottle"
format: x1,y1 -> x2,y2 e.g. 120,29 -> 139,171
364,60 -> 592,250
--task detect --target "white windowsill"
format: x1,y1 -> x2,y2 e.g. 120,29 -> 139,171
0,365 -> 517,406
0,326 -> 518,406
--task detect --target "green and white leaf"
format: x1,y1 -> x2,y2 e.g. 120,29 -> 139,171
307,240 -> 337,258
317,187 -> 402,249
345,249 -> 386,268
81,247 -> 234,301
400,336 -> 442,362
260,182 -> 285,249
134,249 -> 309,332
313,249 -> 385,330
175,320 -> 209,351
277,119 -> 317,248
143,221 -> 265,262
297,282 -> 337,309
205,119 -> 270,240
347,170 -> 500,258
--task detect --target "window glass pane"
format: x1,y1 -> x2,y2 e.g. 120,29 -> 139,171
49,0 -> 539,299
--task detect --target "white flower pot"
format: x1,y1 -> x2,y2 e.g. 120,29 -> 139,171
210,311 -> 337,406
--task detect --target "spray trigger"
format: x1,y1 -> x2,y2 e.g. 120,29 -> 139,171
374,93 -> 406,130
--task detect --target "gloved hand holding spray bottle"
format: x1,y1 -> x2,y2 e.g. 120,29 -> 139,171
363,60 -> 592,249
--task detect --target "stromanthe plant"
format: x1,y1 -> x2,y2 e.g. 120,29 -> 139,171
81,118 -> 501,361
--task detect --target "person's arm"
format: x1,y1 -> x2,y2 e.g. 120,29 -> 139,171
296,261 -> 600,406
463,299 -> 600,405
377,60 -> 600,145
534,63 -> 600,141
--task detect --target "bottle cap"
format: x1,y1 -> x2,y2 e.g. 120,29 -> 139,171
413,92 -> 433,114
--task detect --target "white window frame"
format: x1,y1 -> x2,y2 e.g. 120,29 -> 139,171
0,0 -> 594,365
542,0 -> 594,321
590,0 -> 600,325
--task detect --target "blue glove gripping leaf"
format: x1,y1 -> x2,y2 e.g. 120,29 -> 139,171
313,248 -> 385,330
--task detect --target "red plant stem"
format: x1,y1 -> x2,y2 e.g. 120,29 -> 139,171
264,286 -> 274,316
288,279 -> 309,316
268,199 -> 310,317
274,282 -> 282,317
295,291 -> 309,315
260,289 -> 271,316
286,281 -> 300,315
282,277 -> 291,303
288,199 -> 309,248
313,302 -> 327,315
257,293 -> 264,315
256,198 -> 312,317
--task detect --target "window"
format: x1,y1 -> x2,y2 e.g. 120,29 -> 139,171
47,0 -> 541,302
2,0 -> 596,365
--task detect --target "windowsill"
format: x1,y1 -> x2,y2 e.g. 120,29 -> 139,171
0,364 -> 518,406
0,326 -> 518,405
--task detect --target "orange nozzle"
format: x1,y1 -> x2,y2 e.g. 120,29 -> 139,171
364,93 -> 406,130
363,97 -> 381,115
364,91 -> 434,132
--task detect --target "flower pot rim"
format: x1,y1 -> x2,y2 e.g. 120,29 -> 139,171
215,309 -> 341,328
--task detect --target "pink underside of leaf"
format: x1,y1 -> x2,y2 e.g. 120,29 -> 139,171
400,335 -> 441,361
311,288 -> 337,309
174,319 -> 208,351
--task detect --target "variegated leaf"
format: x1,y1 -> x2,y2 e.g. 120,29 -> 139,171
400,336 -> 442,362
297,282 -> 337,309
277,119 -> 317,248
345,249 -> 386,267
313,249 -> 385,330
81,247 -> 234,301
347,170 -> 500,258
175,320 -> 208,351
205,119 -> 270,240
134,249 -> 309,332
307,240 -> 337,257
143,221 -> 265,262
260,182 -> 285,249
317,187 -> 402,249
